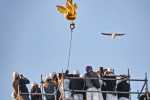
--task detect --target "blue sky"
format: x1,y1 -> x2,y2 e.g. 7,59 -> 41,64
0,0 -> 150,99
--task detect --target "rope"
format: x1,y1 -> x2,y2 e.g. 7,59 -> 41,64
67,28 -> 73,70
67,22 -> 75,70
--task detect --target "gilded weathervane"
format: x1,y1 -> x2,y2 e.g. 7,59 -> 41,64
56,0 -> 78,23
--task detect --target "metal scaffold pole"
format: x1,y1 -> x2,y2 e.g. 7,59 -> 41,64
62,70 -> 65,100
41,74 -> 44,100
128,68 -> 131,100
145,73 -> 149,100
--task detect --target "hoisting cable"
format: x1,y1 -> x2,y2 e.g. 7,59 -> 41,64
67,21 -> 75,70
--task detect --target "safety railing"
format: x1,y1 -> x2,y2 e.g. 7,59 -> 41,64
60,70 -> 149,100
18,85 -> 57,100
16,69 -> 149,100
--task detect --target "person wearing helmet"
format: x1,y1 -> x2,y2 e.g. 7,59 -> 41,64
11,92 -> 17,99
117,75 -> 130,100
103,67 -> 117,100
12,72 -> 30,100
139,88 -> 150,100
85,66 -> 101,100
44,76 -> 57,100
97,68 -> 104,100
30,82 -> 42,100
58,71 -> 72,100
50,72 -> 58,85
69,70 -> 84,100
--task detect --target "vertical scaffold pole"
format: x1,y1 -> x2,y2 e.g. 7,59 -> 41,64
41,74 -> 44,100
67,21 -> 75,70
145,73 -> 149,100
62,70 -> 65,100
137,90 -> 140,100
128,68 -> 131,100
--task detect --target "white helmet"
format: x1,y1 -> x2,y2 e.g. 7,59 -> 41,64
13,72 -> 19,79
31,82 -> 37,87
73,70 -> 80,75
49,72 -> 56,79
107,67 -> 114,73
80,74 -> 84,78
45,76 -> 51,81
11,92 -> 16,98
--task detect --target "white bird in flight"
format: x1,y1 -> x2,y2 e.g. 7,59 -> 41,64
101,33 -> 125,39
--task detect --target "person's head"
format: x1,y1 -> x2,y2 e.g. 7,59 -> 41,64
31,82 -> 37,88
107,67 -> 114,74
80,74 -> 85,78
97,68 -> 101,76
120,75 -> 127,82
73,70 -> 80,76
85,66 -> 93,72
45,76 -> 51,82
12,72 -> 19,79
11,92 -> 16,98
49,72 -> 57,79
145,88 -> 148,94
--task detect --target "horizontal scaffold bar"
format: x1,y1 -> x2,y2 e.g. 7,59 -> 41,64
64,77 -> 148,81
64,89 -> 146,94
19,92 -> 56,96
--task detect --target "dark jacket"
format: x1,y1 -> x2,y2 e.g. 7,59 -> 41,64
69,75 -> 84,94
44,80 -> 57,100
13,77 -> 30,95
117,81 -> 130,99
103,75 -> 116,91
85,71 -> 100,89
31,86 -> 42,100
140,94 -> 150,100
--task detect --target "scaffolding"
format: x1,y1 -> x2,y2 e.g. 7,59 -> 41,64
17,69 -> 149,100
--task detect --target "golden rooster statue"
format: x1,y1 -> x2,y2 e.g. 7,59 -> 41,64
56,0 -> 78,21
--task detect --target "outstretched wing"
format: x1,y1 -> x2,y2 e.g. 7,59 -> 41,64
56,5 -> 66,14
101,33 -> 112,36
74,3 -> 78,9
116,33 -> 125,36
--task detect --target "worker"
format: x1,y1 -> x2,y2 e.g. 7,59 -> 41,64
44,76 -> 57,100
139,88 -> 150,100
85,66 -> 100,100
12,72 -> 30,100
11,92 -> 17,99
97,68 -> 104,100
117,75 -> 130,100
31,82 -> 42,100
103,67 -> 117,100
50,72 -> 58,85
58,71 -> 72,100
69,70 -> 84,100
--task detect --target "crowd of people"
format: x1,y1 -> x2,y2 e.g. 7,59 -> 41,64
12,66 -> 149,100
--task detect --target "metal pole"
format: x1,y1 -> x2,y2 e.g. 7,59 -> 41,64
145,73 -> 149,100
128,68 -> 131,100
139,83 -> 146,96
62,70 -> 65,100
64,89 -> 147,94
19,92 -> 56,95
41,74 -> 44,100
137,90 -> 140,100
